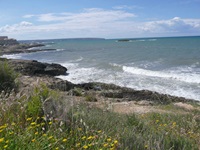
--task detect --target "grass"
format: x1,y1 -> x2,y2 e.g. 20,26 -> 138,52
0,61 -> 18,93
0,85 -> 200,149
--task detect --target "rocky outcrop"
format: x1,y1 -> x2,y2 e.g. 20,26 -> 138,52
0,57 -> 198,105
0,58 -> 67,76
0,43 -> 57,55
48,80 -> 198,104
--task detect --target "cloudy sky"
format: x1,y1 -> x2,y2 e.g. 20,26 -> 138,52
0,0 -> 200,40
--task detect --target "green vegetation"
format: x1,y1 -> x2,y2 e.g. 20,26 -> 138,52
72,88 -> 83,96
0,84 -> 200,149
0,61 -> 18,93
85,94 -> 98,102
0,86 -> 119,150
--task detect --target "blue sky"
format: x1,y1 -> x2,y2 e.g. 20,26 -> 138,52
0,0 -> 200,40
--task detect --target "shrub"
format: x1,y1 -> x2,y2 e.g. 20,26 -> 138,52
0,61 -> 18,93
26,84 -> 59,119
72,88 -> 83,96
85,94 -> 97,102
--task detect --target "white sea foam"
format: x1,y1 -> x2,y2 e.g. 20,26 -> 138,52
57,65 -> 200,101
123,66 -> 200,84
0,54 -> 22,59
74,57 -> 83,62
56,49 -> 65,52
57,67 -> 104,84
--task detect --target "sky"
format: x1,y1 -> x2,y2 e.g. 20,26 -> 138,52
0,0 -> 200,40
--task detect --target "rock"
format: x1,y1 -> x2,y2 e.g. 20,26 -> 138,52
44,63 -> 67,76
3,59 -> 67,76
49,80 -> 75,91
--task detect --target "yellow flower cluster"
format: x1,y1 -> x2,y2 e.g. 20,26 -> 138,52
0,115 -> 120,150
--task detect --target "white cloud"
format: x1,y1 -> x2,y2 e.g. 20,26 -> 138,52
140,17 -> 200,34
1,8 -> 200,40
23,14 -> 35,18
23,8 -> 136,22
0,21 -> 33,33
113,5 -> 142,10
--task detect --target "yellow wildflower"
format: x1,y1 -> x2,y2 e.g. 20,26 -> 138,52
43,134 -> 47,137
76,143 -> 81,147
114,140 -> 118,145
11,122 -> 16,126
62,138 -> 67,142
0,129 -> 3,133
26,117 -> 32,121
41,122 -> 45,126
107,138 -> 112,142
0,124 -> 7,129
48,136 -> 53,140
87,136 -> 93,140
48,122 -> 52,125
6,140 -> 9,144
82,136 -> 86,140
9,131 -> 14,135
4,145 -> 8,149
144,145 -> 148,149
32,139 -> 36,142
103,143 -> 108,147
55,147 -> 59,150
83,145 -> 88,149
35,132 -> 38,135
0,138 -> 4,143
97,130 -> 102,133
31,122 -> 36,126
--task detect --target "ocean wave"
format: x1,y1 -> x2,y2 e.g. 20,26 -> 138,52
123,66 -> 200,84
57,65 -> 200,101
56,49 -> 65,52
108,63 -> 123,71
133,39 -> 157,42
0,54 -> 22,59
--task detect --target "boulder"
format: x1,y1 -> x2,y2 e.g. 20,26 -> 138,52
1,59 -> 67,76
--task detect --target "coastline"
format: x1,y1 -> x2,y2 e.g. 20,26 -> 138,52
0,43 -> 56,56
0,44 -> 199,105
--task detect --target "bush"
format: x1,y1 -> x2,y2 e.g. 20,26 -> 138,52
0,61 -> 18,93
85,94 -> 97,102
72,88 -> 83,96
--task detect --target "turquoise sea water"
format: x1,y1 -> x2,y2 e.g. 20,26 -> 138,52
3,36 -> 200,101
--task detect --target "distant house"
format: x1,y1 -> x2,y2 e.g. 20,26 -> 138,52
0,36 -> 19,46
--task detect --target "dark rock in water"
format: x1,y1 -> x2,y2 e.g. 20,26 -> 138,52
1,58 -> 67,76
117,39 -> 130,42
44,63 -> 68,76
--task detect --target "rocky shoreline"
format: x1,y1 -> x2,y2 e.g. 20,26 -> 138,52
0,44 -> 199,112
0,43 -> 56,55
0,58 -> 198,104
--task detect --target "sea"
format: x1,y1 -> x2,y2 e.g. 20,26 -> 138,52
2,36 -> 200,101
